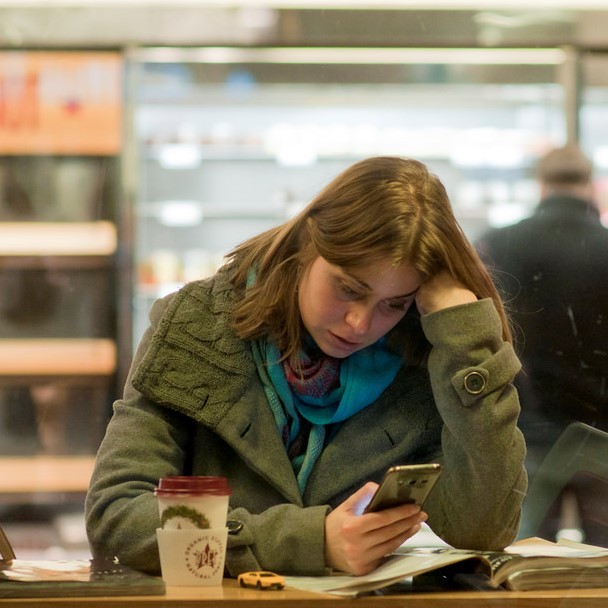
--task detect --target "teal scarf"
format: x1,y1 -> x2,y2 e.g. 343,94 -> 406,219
252,336 -> 402,493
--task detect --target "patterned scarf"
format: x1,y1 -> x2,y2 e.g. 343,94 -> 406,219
252,335 -> 402,493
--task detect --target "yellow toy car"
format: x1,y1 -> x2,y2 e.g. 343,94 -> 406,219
237,570 -> 285,590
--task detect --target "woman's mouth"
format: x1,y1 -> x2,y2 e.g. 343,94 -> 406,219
327,331 -> 362,352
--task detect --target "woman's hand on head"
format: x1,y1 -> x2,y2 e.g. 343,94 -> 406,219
415,271 -> 477,316
324,482 -> 427,576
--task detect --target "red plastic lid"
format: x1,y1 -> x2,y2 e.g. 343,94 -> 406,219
154,476 -> 232,497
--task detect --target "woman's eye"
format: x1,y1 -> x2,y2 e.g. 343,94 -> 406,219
337,282 -> 360,299
383,299 -> 411,312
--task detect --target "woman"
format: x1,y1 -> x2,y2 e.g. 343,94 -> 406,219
85,156 -> 527,577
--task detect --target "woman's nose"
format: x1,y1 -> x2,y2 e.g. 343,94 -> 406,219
345,305 -> 372,335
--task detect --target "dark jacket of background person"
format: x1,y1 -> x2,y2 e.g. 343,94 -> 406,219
476,145 -> 608,542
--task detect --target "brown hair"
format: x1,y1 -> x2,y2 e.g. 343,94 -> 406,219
225,156 -> 511,364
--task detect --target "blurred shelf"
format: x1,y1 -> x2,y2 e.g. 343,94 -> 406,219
137,201 -> 286,222
145,142 -> 271,163
0,256 -> 114,270
144,143 -> 395,164
0,338 -> 116,377
0,456 -> 95,494
0,222 -> 117,257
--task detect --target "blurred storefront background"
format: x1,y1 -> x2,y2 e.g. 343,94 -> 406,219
2,1 -> 608,558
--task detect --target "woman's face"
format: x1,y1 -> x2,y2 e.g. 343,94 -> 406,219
298,256 -> 421,358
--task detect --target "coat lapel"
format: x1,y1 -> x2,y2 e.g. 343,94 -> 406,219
210,383 -> 303,506
302,399 -> 399,506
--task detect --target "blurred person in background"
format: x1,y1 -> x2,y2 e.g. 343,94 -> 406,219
477,144 -> 608,545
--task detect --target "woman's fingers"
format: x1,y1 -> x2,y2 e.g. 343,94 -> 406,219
325,487 -> 428,576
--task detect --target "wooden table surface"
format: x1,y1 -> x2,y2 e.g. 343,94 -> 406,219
0,578 -> 607,608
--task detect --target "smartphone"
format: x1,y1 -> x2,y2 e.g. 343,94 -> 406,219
364,463 -> 442,513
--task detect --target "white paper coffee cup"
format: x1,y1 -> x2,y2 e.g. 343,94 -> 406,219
155,476 -> 231,530
156,527 -> 228,586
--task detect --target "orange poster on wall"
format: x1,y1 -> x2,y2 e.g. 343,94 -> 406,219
0,51 -> 122,155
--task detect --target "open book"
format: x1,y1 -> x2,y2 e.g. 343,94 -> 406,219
0,558 -> 166,598
284,537 -> 608,596
0,525 -> 164,599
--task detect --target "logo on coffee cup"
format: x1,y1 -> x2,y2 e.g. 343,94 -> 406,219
184,535 -> 224,579
161,505 -> 210,529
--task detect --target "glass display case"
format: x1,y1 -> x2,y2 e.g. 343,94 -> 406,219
128,47 -> 566,346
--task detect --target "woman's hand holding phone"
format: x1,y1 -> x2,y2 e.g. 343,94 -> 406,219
324,482 -> 428,576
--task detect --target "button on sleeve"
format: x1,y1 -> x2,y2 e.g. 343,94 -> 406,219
464,371 -> 486,394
